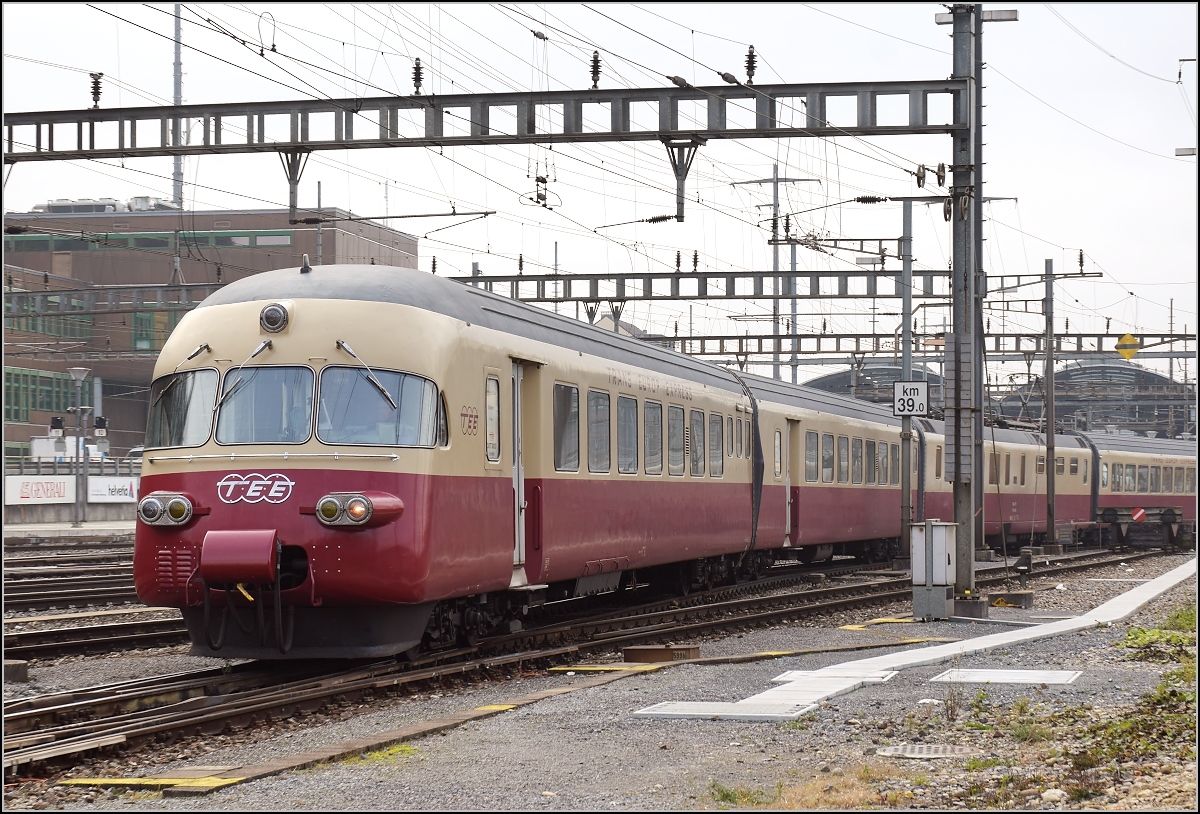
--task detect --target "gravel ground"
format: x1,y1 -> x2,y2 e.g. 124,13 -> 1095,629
3,552 -> 1195,811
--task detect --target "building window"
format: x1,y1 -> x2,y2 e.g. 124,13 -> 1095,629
256,234 -> 292,246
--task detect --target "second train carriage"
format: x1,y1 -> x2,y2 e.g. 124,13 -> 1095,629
132,263 -> 1196,659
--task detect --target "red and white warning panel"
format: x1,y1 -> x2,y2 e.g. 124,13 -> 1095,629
1131,508 -> 1146,523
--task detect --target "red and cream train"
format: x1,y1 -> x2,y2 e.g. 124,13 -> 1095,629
132,263 -> 1197,658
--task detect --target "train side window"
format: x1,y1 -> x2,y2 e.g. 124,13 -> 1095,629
1083,460 -> 1088,484
1036,455 -> 1046,475
1020,454 -> 1026,486
1055,456 -> 1065,476
709,413 -> 724,477
1176,467 -> 1186,492
485,376 -> 501,462
617,396 -> 638,474
774,429 -> 783,477
587,391 -> 611,473
690,410 -> 706,476
805,431 -> 819,482
1149,466 -> 1160,493
644,401 -> 663,475
821,433 -> 834,483
1069,457 -> 1079,476
865,440 -> 876,484
552,383 -> 579,472
1124,465 -> 1136,493
1101,463 -> 1109,489
1163,466 -> 1173,493
935,445 -> 942,479
1004,453 -> 1011,485
890,444 -> 900,485
667,406 -> 685,476
989,452 -> 999,485
851,438 -> 863,484
437,391 -> 449,447
736,418 -> 744,458
879,440 -> 889,485
727,415 -> 734,457
1112,463 -> 1123,492
836,435 -> 849,483
1136,465 -> 1148,493
1187,467 -> 1196,493
745,420 -> 751,459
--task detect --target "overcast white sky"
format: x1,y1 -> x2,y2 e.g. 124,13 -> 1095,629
3,3 -> 1196,389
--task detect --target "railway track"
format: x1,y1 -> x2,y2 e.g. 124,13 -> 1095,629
1,549 -> 1158,774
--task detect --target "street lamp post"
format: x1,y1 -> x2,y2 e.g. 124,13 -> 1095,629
68,367 -> 90,528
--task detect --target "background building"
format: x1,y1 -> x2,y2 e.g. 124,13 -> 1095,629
4,199 -> 418,458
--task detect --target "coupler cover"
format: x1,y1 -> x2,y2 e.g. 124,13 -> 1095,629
199,529 -> 278,584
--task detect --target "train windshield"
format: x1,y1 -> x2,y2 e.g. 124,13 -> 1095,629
318,367 -> 438,446
145,369 -> 219,448
214,366 -> 314,444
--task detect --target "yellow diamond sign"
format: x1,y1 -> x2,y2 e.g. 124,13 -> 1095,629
1115,333 -> 1140,360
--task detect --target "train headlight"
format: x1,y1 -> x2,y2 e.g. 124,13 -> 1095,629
317,496 -> 343,523
259,302 -> 289,333
165,496 -> 193,524
345,496 -> 372,523
314,492 -> 388,526
139,496 -> 164,523
138,493 -> 199,526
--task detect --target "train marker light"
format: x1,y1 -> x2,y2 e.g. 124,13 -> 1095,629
138,496 -> 164,523
166,496 -> 194,523
346,496 -> 372,523
317,496 -> 343,522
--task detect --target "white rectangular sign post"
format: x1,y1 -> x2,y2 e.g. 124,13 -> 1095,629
893,381 -> 929,417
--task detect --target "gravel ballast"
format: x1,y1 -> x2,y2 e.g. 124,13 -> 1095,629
4,552 -> 1196,811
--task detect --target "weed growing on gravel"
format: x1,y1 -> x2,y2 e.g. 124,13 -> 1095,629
1163,604 -> 1196,632
709,779 -> 779,807
345,742 -> 418,765
965,756 -> 1011,771
969,688 -> 989,717
942,679 -> 963,722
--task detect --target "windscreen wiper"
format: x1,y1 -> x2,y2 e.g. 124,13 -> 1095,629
335,339 -> 398,410
213,339 -> 273,412
150,343 -> 211,410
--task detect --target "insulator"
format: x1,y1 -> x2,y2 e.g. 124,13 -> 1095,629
783,214 -> 790,235
719,71 -> 739,85
518,253 -> 524,273
216,265 -> 223,282
693,250 -> 699,272
676,251 -> 681,271
1106,317 -> 1111,331
854,196 -> 886,204
644,214 -> 674,224
674,321 -> 679,336
772,215 -> 778,234
745,45 -> 757,85
987,318 -> 991,332
821,318 -> 827,334
432,256 -> 437,275
959,195 -> 969,220
532,30 -> 547,40
591,51 -> 601,90
936,162 -> 947,186
1078,249 -> 1084,271
943,198 -> 953,222
89,72 -> 103,109
916,164 -> 926,188
1065,318 -> 1069,331
668,75 -> 688,88
536,175 -> 547,184
412,58 -> 423,95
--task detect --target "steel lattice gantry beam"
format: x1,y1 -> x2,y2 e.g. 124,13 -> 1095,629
5,283 -> 225,317
4,80 -> 967,163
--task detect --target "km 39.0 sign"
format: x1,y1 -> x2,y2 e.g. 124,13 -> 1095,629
893,381 -> 929,417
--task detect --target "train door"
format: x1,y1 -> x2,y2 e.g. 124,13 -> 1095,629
511,361 -> 526,581
786,419 -> 803,546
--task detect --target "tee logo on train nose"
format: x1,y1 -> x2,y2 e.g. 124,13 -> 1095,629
216,473 -> 295,504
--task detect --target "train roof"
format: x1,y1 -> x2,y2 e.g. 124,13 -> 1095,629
198,264 -> 747,395
1080,432 -> 1198,457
